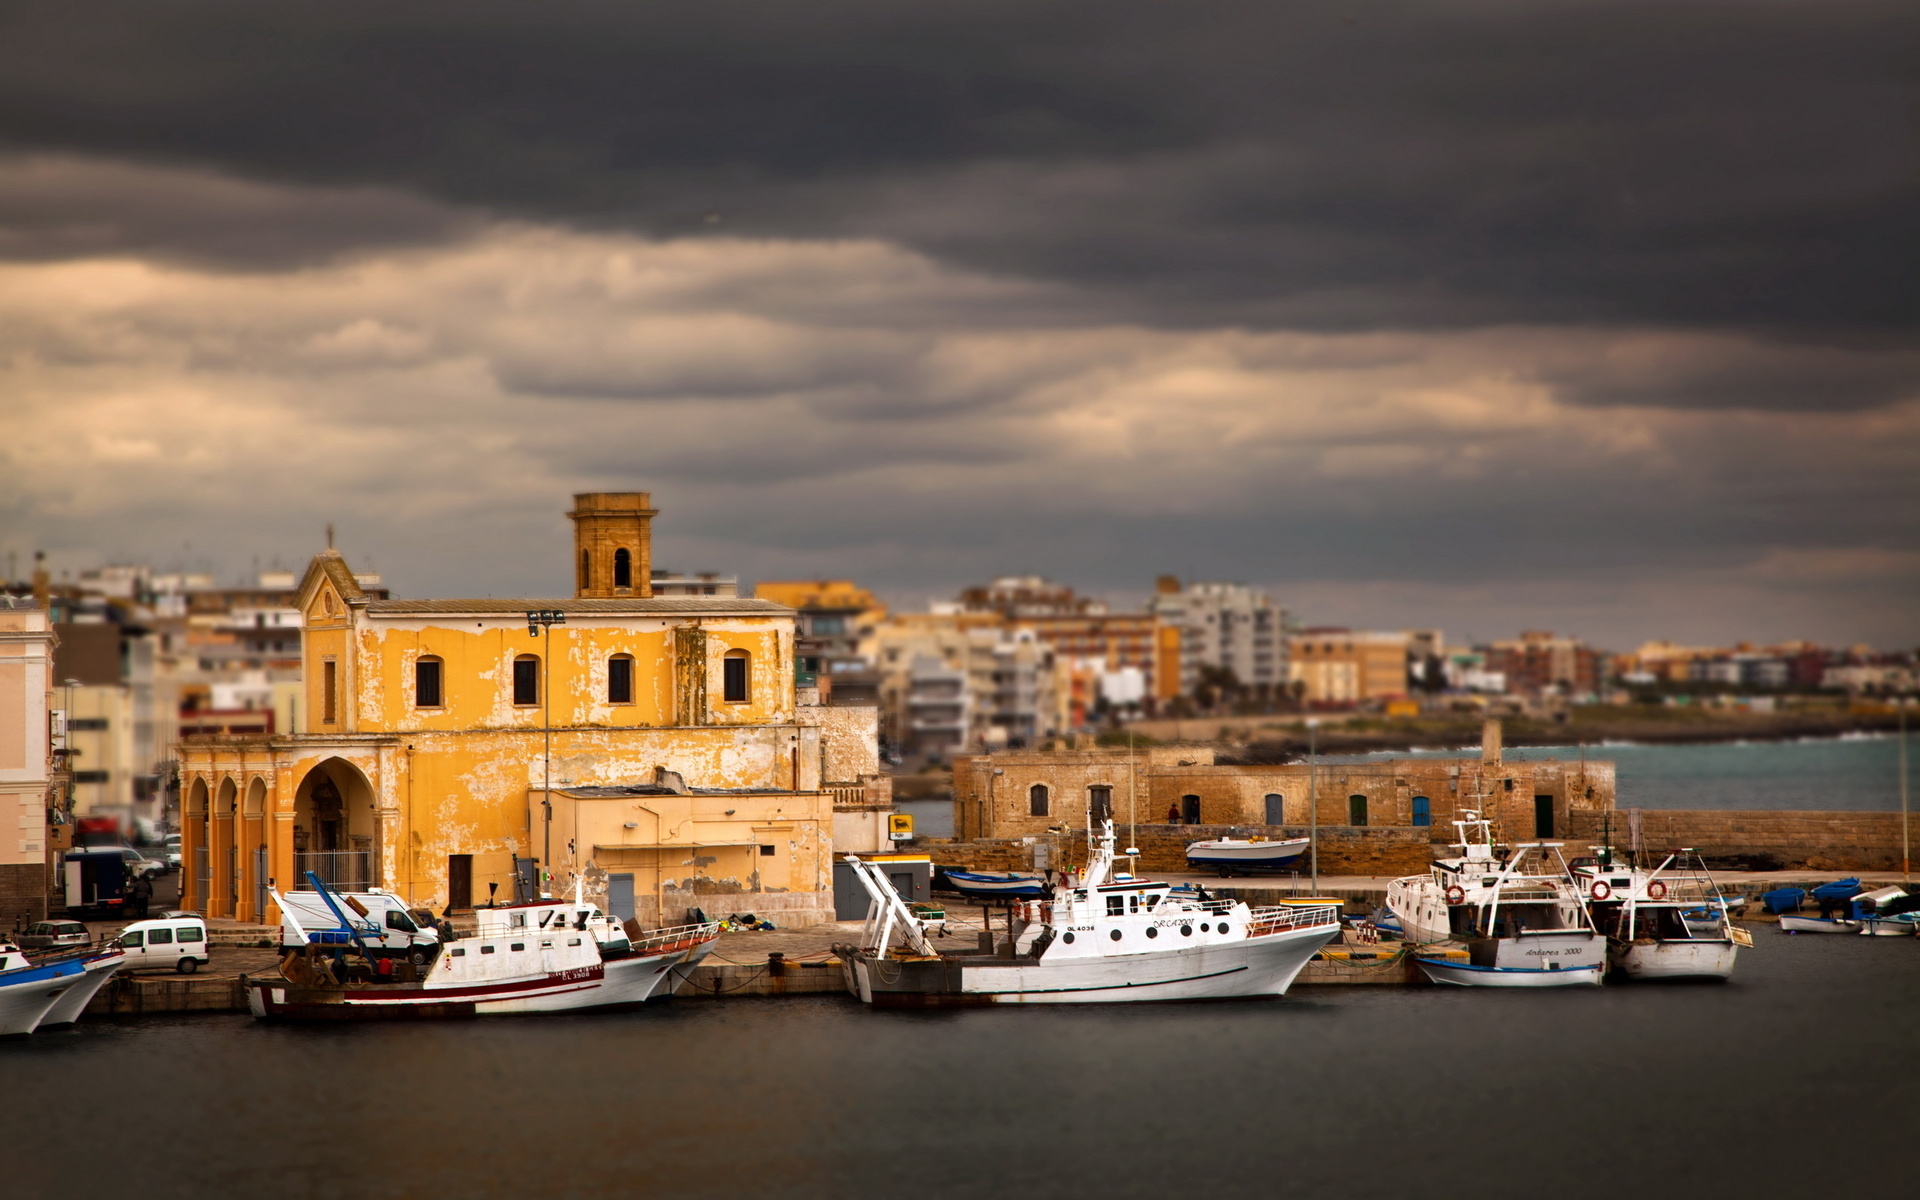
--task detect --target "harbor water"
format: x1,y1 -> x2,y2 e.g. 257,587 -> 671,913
7,931 -> 1913,1198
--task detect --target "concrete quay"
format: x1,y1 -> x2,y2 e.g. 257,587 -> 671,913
69,869 -> 1902,1017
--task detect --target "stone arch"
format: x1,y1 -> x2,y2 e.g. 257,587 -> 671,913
293,758 -> 378,890
212,777 -> 239,917
183,776 -> 210,910
239,777 -> 269,920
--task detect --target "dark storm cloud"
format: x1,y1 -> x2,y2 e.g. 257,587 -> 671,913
1545,335 -> 1920,411
0,156 -> 471,267
0,0 -> 1912,337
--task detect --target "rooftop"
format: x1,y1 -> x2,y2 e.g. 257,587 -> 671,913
363,597 -> 791,617
558,784 -> 798,797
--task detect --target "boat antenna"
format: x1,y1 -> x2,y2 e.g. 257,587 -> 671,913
1128,725 -> 1137,873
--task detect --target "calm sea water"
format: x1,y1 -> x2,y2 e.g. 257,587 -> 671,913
901,735 -> 1912,838
6,934 -> 1914,1199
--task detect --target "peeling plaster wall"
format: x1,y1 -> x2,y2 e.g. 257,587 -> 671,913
545,785 -> 834,926
799,703 -> 880,782
351,616 -> 791,732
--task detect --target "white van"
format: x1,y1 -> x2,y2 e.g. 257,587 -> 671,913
275,888 -> 440,963
118,916 -> 211,974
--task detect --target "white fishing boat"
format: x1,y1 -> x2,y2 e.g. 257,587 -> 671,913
1573,848 -> 1743,980
1777,914 -> 1860,934
835,819 -> 1340,1006
245,873 -> 719,1020
1857,913 -> 1920,936
1851,887 -> 1920,936
33,946 -> 126,1027
0,942 -> 89,1036
1386,811 -> 1603,987
1184,836 -> 1310,875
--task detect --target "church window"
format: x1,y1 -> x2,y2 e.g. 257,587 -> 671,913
722,650 -> 750,703
513,655 -> 540,706
322,660 -> 337,724
608,655 -> 634,704
613,548 -> 632,589
579,550 -> 590,593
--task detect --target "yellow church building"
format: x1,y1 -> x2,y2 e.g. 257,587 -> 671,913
176,493 -> 840,928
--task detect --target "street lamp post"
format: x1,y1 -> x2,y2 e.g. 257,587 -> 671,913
526,609 -> 567,895
1306,717 -> 1319,895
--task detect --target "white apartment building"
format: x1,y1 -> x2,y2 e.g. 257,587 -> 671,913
871,618 -> 1066,762
1147,579 -> 1286,696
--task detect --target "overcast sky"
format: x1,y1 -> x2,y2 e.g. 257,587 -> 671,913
1,1 -> 1914,650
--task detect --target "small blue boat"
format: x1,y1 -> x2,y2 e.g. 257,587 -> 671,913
937,869 -> 1049,900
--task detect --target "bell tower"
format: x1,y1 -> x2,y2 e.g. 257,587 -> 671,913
568,492 -> 657,598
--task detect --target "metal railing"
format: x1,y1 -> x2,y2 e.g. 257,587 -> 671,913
629,920 -> 722,953
294,851 -> 373,891
1246,903 -> 1342,938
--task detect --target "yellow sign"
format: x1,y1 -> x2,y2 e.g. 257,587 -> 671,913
887,813 -> 914,841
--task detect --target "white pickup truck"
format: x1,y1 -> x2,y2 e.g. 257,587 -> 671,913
276,888 -> 441,963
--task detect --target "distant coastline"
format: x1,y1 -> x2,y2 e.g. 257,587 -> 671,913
1138,707 -> 1905,761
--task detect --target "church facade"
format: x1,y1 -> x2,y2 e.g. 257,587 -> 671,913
176,493 -> 838,927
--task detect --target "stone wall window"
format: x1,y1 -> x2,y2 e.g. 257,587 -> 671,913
579,550 -> 591,593
722,649 -> 751,703
1411,796 -> 1431,827
415,656 -> 443,708
613,548 -> 632,589
608,654 -> 634,704
513,655 -> 540,706
1348,794 -> 1368,826
1264,793 -> 1285,824
1029,783 -> 1050,817
1089,785 -> 1112,822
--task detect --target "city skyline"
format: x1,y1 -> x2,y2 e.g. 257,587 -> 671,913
3,2 -> 1914,650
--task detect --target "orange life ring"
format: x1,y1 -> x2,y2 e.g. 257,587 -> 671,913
1444,884 -> 1466,906
1589,881 -> 1611,902
1647,880 -> 1667,900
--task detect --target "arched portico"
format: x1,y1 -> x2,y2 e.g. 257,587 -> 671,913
211,777 -> 238,918
239,776 -> 269,921
183,777 -> 210,910
293,758 -> 379,890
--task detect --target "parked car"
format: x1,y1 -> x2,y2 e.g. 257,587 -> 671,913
162,835 -> 182,872
18,920 -> 91,950
116,916 -> 211,974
